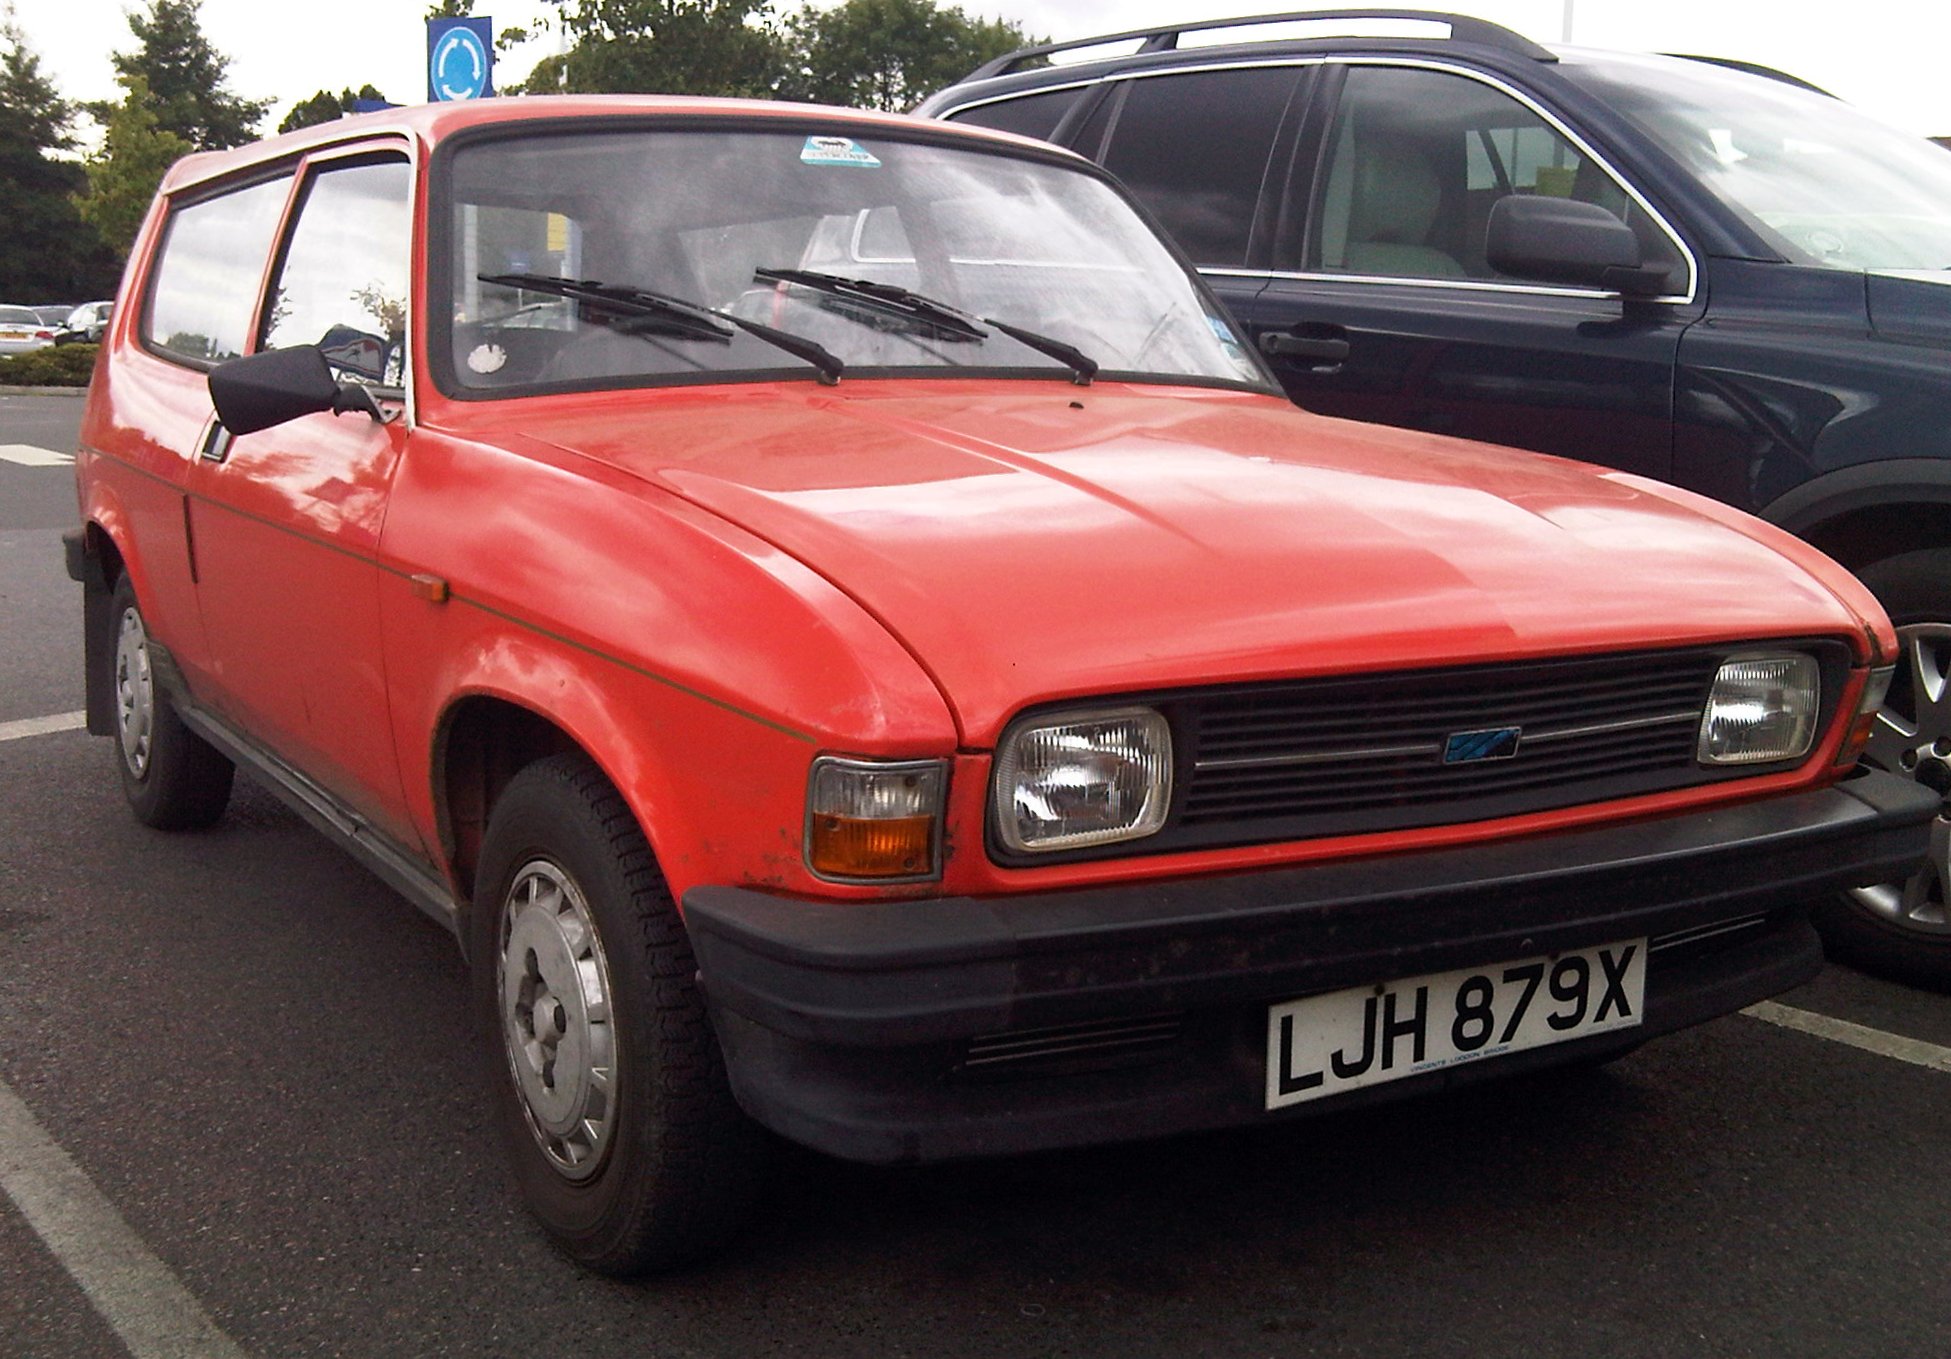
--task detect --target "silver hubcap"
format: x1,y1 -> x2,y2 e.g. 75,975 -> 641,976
114,605 -> 154,779
497,860 -> 618,1181
1852,622 -> 1951,935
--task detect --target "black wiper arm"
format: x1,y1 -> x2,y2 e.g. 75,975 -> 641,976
481,273 -> 731,341
479,273 -> 844,385
754,267 -> 1098,385
982,317 -> 1099,387
755,268 -> 986,341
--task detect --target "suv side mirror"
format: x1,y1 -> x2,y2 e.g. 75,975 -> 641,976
208,345 -> 390,436
1485,196 -> 1670,296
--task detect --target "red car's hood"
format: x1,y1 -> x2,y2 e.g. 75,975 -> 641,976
508,383 -> 1865,744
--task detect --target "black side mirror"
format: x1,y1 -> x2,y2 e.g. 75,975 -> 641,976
207,345 -> 391,436
1485,196 -> 1670,296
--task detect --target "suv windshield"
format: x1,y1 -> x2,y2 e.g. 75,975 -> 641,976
437,126 -> 1267,395
1562,53 -> 1951,273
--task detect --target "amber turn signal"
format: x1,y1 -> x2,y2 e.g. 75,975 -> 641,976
804,757 -> 948,882
1834,665 -> 1895,769
808,813 -> 937,880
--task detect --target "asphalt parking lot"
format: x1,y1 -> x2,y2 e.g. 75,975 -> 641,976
3,390 -> 1949,1358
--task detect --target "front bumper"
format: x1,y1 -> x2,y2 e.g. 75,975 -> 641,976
685,770 -> 1938,1164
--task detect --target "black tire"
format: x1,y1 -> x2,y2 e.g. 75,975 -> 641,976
469,752 -> 770,1275
109,575 -> 234,830
1811,546 -> 1951,990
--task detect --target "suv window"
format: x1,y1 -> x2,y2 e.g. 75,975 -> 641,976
1100,68 -> 1299,267
1305,65 -> 1682,286
948,86 -> 1088,142
1563,53 -> 1951,272
144,175 -> 292,365
262,157 -> 413,387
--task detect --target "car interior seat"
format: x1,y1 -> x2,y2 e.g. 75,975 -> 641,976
1339,141 -> 1466,279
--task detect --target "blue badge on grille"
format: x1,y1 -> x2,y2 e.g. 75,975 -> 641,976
1443,727 -> 1522,763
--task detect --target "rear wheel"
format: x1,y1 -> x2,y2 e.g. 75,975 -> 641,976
471,752 -> 769,1274
1813,547 -> 1951,989
110,575 -> 233,830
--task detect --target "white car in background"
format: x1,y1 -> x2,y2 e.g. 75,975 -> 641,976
57,300 -> 113,345
0,304 -> 56,355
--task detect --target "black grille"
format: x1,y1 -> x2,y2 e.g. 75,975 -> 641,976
989,641 -> 1850,864
1185,651 -> 1719,824
960,1014 -> 1186,1073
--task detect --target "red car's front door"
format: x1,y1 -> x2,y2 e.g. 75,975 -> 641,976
187,149 -> 418,842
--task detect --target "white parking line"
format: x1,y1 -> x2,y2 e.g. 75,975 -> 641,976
1744,1000 -> 1951,1072
0,443 -> 73,466
0,1079 -> 249,1359
0,711 -> 86,743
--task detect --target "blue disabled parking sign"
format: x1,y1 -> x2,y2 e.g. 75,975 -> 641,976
428,17 -> 493,102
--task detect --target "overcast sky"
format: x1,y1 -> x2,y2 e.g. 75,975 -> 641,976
13,0 -> 1951,139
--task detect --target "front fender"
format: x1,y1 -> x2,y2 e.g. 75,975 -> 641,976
380,430 -> 958,905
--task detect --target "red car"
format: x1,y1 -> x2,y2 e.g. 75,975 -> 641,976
66,96 -> 1934,1274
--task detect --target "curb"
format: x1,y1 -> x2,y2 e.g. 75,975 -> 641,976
0,386 -> 87,397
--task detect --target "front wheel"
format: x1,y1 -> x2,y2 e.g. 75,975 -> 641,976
470,752 -> 770,1275
1813,547 -> 1951,989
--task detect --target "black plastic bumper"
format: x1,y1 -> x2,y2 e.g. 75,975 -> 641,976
685,770 -> 1938,1164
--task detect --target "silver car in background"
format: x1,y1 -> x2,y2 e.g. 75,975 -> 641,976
0,305 -> 56,355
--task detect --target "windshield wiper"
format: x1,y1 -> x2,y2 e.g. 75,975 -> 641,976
753,268 -> 1098,385
479,273 -> 844,385
755,268 -> 986,341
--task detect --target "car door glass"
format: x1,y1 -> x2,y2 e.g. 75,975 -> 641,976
145,175 -> 293,365
262,157 -> 412,387
1100,67 -> 1300,267
1306,65 -> 1682,285
948,86 -> 1087,142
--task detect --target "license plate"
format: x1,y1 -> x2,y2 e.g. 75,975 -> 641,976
1265,939 -> 1646,1110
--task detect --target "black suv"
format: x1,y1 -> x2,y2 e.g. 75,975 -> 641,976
917,10 -> 1951,985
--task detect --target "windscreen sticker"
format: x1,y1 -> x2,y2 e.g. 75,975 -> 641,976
467,342 -> 508,375
1207,314 -> 1239,346
801,135 -> 882,168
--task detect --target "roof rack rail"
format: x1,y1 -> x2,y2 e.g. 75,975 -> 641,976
961,9 -> 1555,83
1663,53 -> 1834,97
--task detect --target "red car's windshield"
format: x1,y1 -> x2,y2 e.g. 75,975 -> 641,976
437,126 -> 1269,395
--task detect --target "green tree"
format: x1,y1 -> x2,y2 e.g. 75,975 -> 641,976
109,0 -> 267,150
78,74 -> 191,258
520,0 -> 787,98
785,0 -> 1030,110
278,84 -> 388,135
0,9 -> 118,297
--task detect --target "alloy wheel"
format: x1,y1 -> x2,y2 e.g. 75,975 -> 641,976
1851,623 -> 1951,935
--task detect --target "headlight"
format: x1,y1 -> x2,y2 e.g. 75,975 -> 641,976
1697,654 -> 1820,765
805,757 -> 946,883
994,706 -> 1172,853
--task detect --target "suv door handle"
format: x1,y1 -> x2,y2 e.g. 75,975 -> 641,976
1258,332 -> 1351,364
